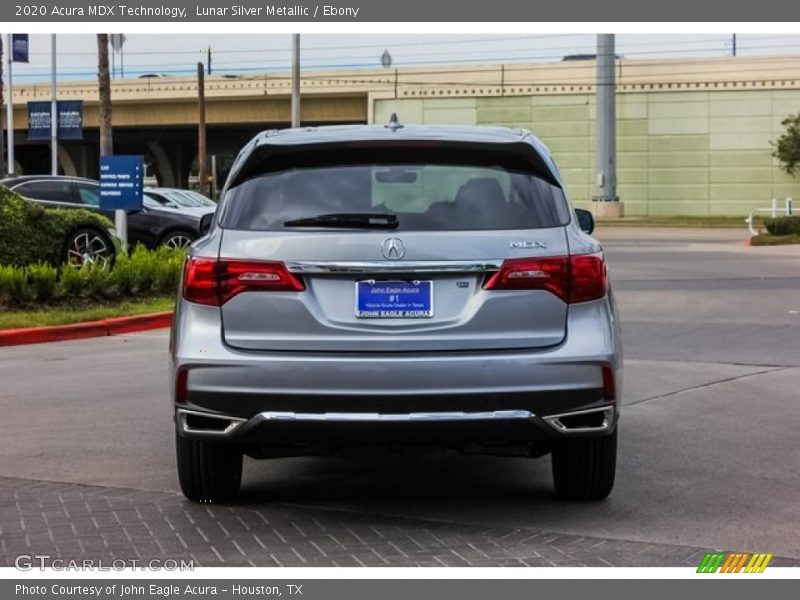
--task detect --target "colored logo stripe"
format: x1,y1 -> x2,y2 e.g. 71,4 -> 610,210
720,553 -> 749,573
697,552 -> 726,573
745,553 -> 773,573
697,552 -> 773,573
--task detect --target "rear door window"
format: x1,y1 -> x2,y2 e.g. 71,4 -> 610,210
74,182 -> 101,207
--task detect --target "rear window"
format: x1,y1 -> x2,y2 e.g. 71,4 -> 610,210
220,149 -> 570,231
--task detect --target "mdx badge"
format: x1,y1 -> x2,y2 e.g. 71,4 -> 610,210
510,240 -> 547,249
382,238 -> 406,260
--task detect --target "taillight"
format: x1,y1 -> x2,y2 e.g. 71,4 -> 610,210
483,257 -> 569,300
569,253 -> 608,304
483,253 -> 607,304
602,366 -> 616,401
183,257 -> 305,306
175,368 -> 188,404
218,259 -> 306,301
183,258 -> 218,306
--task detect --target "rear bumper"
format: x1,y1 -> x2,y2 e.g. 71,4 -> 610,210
170,295 -> 622,449
175,404 -> 617,451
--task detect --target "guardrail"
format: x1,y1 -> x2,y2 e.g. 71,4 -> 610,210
746,198 -> 794,236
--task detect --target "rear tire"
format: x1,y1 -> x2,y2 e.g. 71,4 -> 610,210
175,432 -> 243,503
551,429 -> 617,501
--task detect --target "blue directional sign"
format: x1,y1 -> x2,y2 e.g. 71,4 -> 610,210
99,155 -> 144,211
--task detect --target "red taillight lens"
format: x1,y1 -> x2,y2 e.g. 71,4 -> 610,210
483,253 -> 607,304
183,258 -> 219,306
602,366 -> 616,401
483,257 -> 570,300
183,257 -> 305,306
175,368 -> 188,404
569,253 -> 608,304
218,259 -> 306,301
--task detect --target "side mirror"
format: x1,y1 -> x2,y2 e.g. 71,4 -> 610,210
575,208 -> 595,234
198,213 -> 214,236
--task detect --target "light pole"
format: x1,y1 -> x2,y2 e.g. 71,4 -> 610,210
380,50 -> 398,101
291,34 -> 300,128
197,62 -> 207,196
593,34 -> 622,218
5,34 -> 14,176
0,35 -> 5,177
50,34 -> 58,176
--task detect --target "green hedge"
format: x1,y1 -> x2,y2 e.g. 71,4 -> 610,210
0,185 -> 114,267
750,233 -> 800,246
763,215 -> 800,236
0,245 -> 186,308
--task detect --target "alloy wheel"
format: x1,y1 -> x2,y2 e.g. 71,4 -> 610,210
66,231 -> 112,268
163,234 -> 194,249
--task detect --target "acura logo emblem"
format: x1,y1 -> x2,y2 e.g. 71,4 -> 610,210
381,238 -> 405,260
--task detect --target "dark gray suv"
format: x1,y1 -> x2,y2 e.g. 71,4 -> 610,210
170,121 -> 622,503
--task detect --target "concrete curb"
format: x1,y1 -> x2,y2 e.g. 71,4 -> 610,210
0,311 -> 173,347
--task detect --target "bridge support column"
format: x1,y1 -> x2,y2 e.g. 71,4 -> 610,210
147,141 -> 177,187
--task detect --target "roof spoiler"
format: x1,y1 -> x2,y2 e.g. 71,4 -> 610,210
227,139 -> 563,190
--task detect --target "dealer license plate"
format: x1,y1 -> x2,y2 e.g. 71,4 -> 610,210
355,280 -> 433,318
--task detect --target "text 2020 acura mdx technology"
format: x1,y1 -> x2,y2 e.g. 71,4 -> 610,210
170,121 -> 622,503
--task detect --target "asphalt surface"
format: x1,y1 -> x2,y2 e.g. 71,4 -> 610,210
1,227 -> 799,565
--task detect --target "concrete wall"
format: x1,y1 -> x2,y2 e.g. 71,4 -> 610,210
374,91 -> 800,216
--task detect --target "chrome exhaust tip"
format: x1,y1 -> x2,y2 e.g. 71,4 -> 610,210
542,405 -> 615,434
176,408 -> 246,436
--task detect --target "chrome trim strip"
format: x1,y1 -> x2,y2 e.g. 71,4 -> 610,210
257,409 -> 534,422
176,408 -> 247,436
541,406 -> 615,434
285,260 -> 503,274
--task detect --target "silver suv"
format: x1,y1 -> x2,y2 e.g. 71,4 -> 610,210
170,121 -> 622,503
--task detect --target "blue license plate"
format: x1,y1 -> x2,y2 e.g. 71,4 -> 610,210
355,280 -> 433,318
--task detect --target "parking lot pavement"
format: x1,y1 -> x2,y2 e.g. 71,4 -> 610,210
1,227 -> 799,566
3,474 -> 798,568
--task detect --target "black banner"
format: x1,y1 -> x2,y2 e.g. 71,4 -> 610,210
27,100 -> 84,142
11,33 -> 29,62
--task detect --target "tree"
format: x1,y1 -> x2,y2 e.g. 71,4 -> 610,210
772,113 -> 800,177
1,35 -> 5,176
96,34 -> 113,157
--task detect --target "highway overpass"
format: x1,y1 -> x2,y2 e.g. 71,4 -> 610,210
5,54 -> 800,215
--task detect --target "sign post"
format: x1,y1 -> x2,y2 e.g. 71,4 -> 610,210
98,155 -> 144,252
50,34 -> 58,175
5,34 -> 30,176
6,34 -> 30,176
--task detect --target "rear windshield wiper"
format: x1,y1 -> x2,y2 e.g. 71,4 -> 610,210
283,213 -> 399,229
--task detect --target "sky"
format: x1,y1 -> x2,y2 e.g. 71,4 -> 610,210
5,33 -> 800,83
